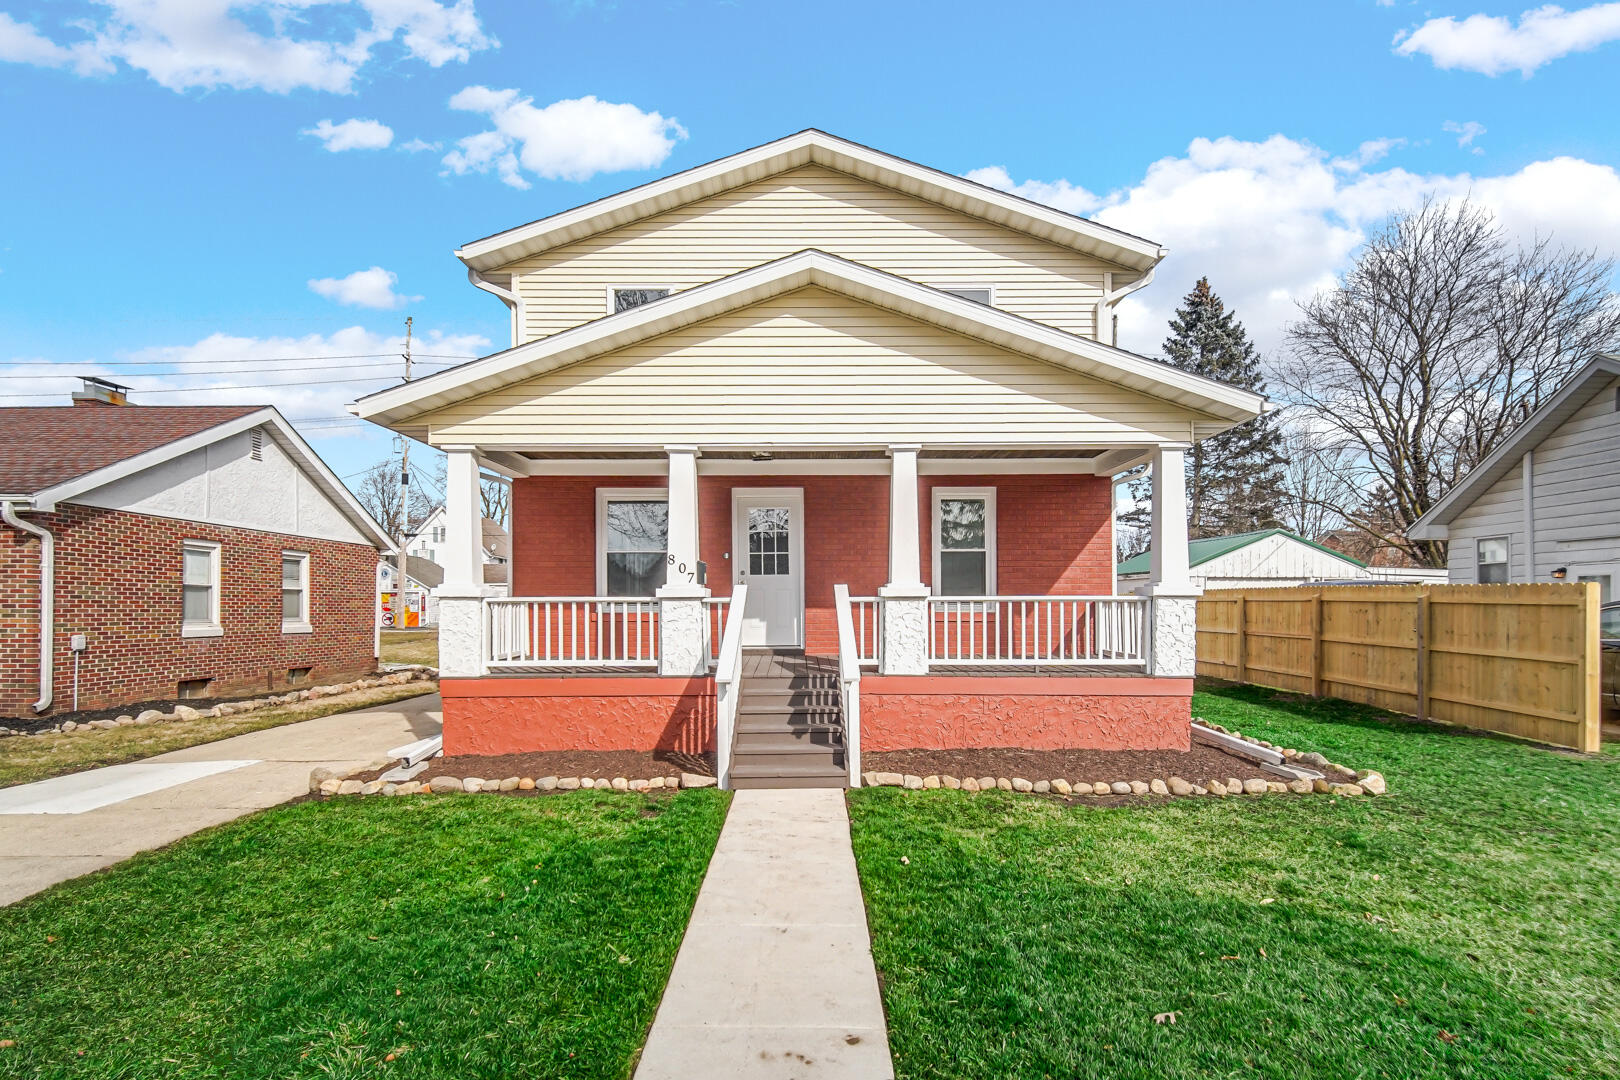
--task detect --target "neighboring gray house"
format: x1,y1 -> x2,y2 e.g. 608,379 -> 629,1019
1410,354 -> 1620,602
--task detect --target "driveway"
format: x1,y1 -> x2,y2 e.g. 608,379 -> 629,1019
0,692 -> 442,906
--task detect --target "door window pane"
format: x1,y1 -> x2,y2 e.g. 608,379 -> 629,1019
604,500 -> 668,596
748,507 -> 790,576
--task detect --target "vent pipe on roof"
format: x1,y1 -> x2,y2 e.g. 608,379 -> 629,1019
72,376 -> 131,406
1,500 -> 54,713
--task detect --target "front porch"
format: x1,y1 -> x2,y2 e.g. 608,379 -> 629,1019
428,442 -> 1202,788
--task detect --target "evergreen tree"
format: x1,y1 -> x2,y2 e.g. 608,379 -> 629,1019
1127,278 -> 1287,538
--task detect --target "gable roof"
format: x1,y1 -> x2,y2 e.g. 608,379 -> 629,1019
405,555 -> 445,589
0,405 -> 262,495
1116,528 -> 1366,576
456,129 -> 1165,276
353,249 -> 1265,438
1409,354 -> 1620,539
0,404 -> 396,551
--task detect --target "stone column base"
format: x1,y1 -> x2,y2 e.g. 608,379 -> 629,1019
878,585 -> 930,675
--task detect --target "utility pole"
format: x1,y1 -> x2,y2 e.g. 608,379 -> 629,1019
395,316 -> 412,626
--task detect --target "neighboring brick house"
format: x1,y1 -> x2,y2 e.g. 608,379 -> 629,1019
0,380 -> 394,717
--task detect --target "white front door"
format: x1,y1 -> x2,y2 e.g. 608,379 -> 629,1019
733,490 -> 804,648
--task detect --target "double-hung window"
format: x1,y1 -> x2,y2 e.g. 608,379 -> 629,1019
1476,536 -> 1509,584
181,541 -> 222,637
598,491 -> 669,597
932,488 -> 996,596
282,552 -> 311,633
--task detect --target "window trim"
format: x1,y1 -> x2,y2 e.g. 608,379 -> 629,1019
605,284 -> 677,315
932,282 -> 996,305
1476,535 -> 1510,584
281,550 -> 312,634
931,487 -> 997,596
595,487 -> 670,596
181,540 -> 223,638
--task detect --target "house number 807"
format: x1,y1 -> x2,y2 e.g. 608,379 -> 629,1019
667,553 -> 694,581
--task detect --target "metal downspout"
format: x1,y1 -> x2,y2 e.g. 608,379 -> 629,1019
2,500 -> 54,712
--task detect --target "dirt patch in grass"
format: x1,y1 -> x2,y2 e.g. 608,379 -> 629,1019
369,748 -> 716,785
863,743 -> 1312,789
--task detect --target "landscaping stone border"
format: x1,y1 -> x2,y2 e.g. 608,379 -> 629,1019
0,669 -> 437,739
311,767 -> 719,797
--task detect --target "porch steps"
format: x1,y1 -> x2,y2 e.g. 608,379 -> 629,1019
728,654 -> 849,790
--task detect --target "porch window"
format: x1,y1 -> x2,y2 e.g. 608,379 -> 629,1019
598,491 -> 669,596
181,541 -> 222,637
1477,536 -> 1509,584
932,488 -> 996,595
610,286 -> 672,314
282,552 -> 311,633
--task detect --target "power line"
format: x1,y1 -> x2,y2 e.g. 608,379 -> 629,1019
0,351 -> 479,369
0,360 -> 457,381
0,372 -> 446,399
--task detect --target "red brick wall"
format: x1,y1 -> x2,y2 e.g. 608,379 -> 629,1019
508,471 -> 1113,655
0,503 -> 379,717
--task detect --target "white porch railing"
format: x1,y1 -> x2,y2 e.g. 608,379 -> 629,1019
713,583 -> 749,789
848,595 -> 882,669
485,597 -> 660,669
927,595 -> 1149,667
703,595 -> 731,670
834,585 -> 863,787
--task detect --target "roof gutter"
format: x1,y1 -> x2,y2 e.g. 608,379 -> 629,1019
468,269 -> 523,347
1,499 -> 54,713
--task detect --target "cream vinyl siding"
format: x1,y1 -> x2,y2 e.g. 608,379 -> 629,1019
504,165 -> 1119,341
421,286 -> 1204,448
1446,375 -> 1620,583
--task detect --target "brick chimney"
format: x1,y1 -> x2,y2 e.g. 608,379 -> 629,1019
72,376 -> 131,406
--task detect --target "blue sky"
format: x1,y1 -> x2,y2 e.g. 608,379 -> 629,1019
3,0 -> 1619,487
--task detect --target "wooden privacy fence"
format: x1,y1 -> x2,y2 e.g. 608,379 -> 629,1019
1196,583 -> 1602,753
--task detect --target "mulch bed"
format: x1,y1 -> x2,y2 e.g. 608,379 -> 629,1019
357,749 -> 716,786
863,744 -> 1278,788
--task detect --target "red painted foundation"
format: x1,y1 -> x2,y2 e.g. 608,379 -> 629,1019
440,676 -> 715,756
860,676 -> 1193,752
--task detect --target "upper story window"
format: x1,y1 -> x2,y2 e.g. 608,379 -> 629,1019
935,284 -> 994,305
182,541 -> 222,638
598,490 -> 669,596
1477,536 -> 1509,584
610,287 -> 673,314
932,488 -> 997,596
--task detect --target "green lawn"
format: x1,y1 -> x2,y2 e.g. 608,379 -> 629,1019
849,684 -> 1620,1080
0,790 -> 729,1080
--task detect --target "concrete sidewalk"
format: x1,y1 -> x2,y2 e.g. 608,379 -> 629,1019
0,692 -> 442,906
636,788 -> 895,1079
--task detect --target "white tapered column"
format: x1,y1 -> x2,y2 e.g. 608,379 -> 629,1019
1137,442 -> 1198,676
438,446 -> 485,677
880,444 -> 929,675
658,445 -> 709,676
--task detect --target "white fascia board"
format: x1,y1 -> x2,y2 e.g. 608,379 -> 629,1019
1409,354 -> 1620,534
455,129 -> 1165,274
354,250 -> 1265,432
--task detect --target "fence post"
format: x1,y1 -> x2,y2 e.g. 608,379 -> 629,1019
1309,590 -> 1324,697
1578,581 -> 1602,754
1415,590 -> 1430,722
1233,594 -> 1247,683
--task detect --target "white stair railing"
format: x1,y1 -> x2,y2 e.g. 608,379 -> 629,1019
927,595 -> 1148,666
847,595 -> 882,669
713,582 -> 749,789
834,584 -> 863,787
485,597 -> 660,669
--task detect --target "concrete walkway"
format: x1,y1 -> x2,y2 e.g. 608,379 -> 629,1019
0,693 -> 442,906
636,788 -> 895,1079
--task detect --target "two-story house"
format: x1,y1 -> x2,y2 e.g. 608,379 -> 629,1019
352,130 -> 1266,788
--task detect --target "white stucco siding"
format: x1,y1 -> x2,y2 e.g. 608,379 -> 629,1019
421,286 -> 1207,449
1446,375 -> 1620,589
504,165 -> 1122,341
73,427 -> 372,546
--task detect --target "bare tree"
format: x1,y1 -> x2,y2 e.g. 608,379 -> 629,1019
1273,421 -> 1354,541
480,478 -> 511,527
1281,197 -> 1620,566
352,459 -> 441,541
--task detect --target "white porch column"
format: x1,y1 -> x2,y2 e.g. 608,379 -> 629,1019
438,446 -> 486,678
657,445 -> 709,676
880,444 -> 929,675
1137,442 -> 1198,677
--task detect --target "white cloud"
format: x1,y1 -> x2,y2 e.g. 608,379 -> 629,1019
443,88 -> 686,186
1331,137 -> 1408,172
309,267 -> 422,309
1394,3 -> 1620,76
0,1 -> 495,94
1443,119 -> 1487,154
399,136 -> 441,153
305,118 -> 394,152
969,136 -> 1620,359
